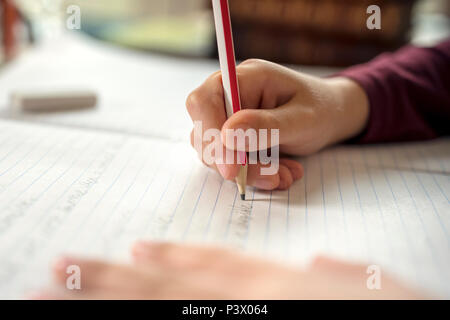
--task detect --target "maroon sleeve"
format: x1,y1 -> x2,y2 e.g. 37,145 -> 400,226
338,38 -> 450,144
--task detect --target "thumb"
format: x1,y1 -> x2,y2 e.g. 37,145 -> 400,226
221,104 -> 298,152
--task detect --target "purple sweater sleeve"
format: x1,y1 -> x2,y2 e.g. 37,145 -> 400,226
338,39 -> 450,144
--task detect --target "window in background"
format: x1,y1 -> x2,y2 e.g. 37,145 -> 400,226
14,0 -> 64,40
70,0 -> 215,58
411,0 -> 450,46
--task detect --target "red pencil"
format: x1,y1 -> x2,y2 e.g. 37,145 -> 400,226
212,0 -> 248,200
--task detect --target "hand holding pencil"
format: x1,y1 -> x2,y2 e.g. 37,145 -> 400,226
186,1 -> 369,191
211,0 -> 248,199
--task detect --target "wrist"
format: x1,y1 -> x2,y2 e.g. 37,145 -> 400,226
325,77 -> 369,144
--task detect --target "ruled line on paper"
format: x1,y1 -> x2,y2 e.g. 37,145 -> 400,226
203,180 -> 224,240
416,147 -> 450,202
390,150 -> 441,258
333,151 -> 349,255
0,130 -> 125,288
161,164 -> 195,239
362,149 -> 394,262
398,148 -> 450,246
138,161 -> 174,237
374,148 -> 420,280
0,137 -> 98,261
89,146 -> 158,251
0,136 -> 94,244
224,187 -> 239,241
182,171 -> 210,241
0,119 -> 449,298
0,135 -> 80,212
263,191 -> 273,253
242,188 -> 256,250
347,150 -> 371,260
390,147 -> 450,289
64,141 -> 137,250
18,137 -> 129,264
304,158 -> 309,252
319,153 -> 329,251
0,133 -> 48,179
286,187 -> 291,259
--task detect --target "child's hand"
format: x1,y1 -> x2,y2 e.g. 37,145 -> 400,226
34,242 -> 422,300
186,59 -> 369,190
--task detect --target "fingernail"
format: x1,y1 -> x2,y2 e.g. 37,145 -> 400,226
216,164 -> 229,178
291,166 -> 303,180
254,177 -> 276,190
277,179 -> 289,190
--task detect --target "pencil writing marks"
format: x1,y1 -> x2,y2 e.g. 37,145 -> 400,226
0,198 -> 37,234
227,202 -> 253,249
0,119 -> 449,298
234,202 -> 253,226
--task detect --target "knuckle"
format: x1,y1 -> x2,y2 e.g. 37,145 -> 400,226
261,110 -> 280,130
237,110 -> 259,128
238,59 -> 271,82
240,58 -> 265,67
185,91 -> 202,115
236,109 -> 277,131
210,70 -> 223,82
186,87 -> 222,116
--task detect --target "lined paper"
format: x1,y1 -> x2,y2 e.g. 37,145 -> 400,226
0,119 -> 448,298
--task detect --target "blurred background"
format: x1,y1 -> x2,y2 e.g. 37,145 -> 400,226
1,0 -> 449,67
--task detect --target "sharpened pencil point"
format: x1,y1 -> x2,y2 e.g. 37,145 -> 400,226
236,165 -> 248,201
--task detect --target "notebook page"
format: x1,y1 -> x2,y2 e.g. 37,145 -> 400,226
0,120 -> 448,298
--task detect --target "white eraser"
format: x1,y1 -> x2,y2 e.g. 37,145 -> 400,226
10,89 -> 97,112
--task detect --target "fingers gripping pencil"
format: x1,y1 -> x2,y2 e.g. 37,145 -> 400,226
212,0 -> 248,200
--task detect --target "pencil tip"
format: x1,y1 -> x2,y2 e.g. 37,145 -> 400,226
240,194 -> 245,201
